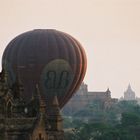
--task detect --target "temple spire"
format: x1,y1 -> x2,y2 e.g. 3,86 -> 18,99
36,84 -> 46,113
124,84 -> 136,100
52,96 -> 59,106
31,84 -> 48,140
11,72 -> 24,100
128,83 -> 132,90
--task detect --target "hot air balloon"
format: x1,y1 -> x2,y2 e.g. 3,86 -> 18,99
2,29 -> 87,109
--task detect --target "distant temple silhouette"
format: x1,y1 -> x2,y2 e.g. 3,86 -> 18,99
123,84 -> 136,100
63,82 -> 118,115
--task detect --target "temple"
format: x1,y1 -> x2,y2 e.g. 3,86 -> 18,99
63,82 -> 118,115
123,84 -> 136,100
0,69 -> 64,140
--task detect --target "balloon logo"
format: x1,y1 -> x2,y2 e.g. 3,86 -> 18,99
41,59 -> 74,104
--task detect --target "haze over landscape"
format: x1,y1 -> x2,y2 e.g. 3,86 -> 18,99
0,0 -> 140,98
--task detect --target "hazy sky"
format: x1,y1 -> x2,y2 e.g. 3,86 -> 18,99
0,0 -> 140,98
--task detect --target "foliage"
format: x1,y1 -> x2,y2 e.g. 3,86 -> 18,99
64,100 -> 140,140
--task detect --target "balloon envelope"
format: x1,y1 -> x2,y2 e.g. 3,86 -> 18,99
2,29 -> 87,108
